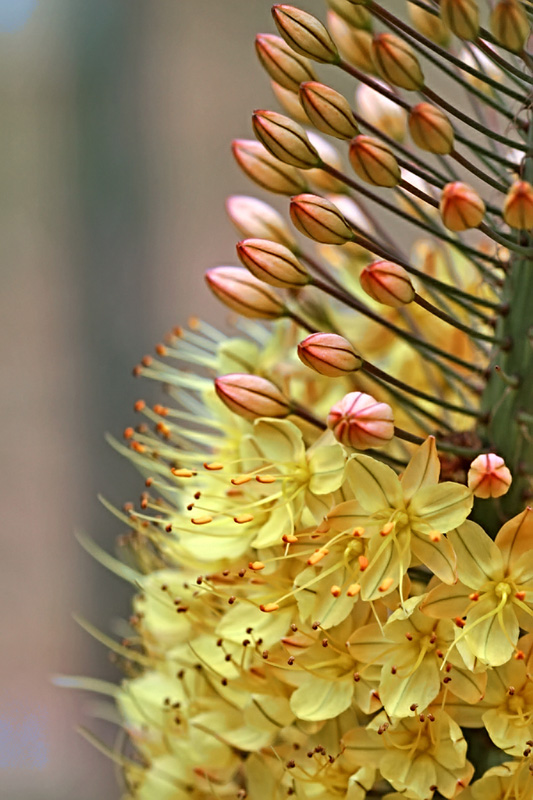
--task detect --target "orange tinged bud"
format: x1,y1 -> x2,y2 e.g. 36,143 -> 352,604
409,103 -> 455,155
237,238 -> 310,287
205,267 -> 286,320
232,139 -> 308,196
226,195 -> 297,250
326,0 -> 372,30
360,260 -> 415,307
467,453 -> 512,499
327,391 -> 395,449
290,193 -> 354,244
299,81 -> 359,140
372,33 -> 424,91
503,181 -> 533,230
440,0 -> 479,41
272,5 -> 339,64
214,373 -> 292,422
491,0 -> 530,53
349,135 -> 401,187
439,181 -> 485,231
298,332 -> 363,377
255,33 -> 316,93
326,12 -> 375,73
407,3 -> 450,46
252,109 -> 321,169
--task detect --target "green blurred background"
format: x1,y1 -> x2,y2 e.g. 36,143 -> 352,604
1,0 -> 328,797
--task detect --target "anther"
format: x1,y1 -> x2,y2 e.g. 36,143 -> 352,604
291,624 -> 298,632
286,760 -> 295,769
346,583 -> 361,597
322,639 -> 328,648
191,514 -> 213,525
155,344 -> 167,356
443,676 -> 452,683
228,596 -> 236,604
224,654 -> 232,662
249,561 -> 265,571
123,427 -> 135,440
515,650 -> 525,660
307,547 -> 329,565
410,704 -> 418,712
427,713 -> 435,722
260,603 -> 279,612
454,617 -> 466,628
508,686 -> 516,695
405,632 -> 413,641
352,527 -> 364,537
134,400 -> 145,412
429,530 -> 441,542
221,677 -> 228,686
330,585 -> 341,597
262,650 -> 269,659
204,462 -> 224,470
231,474 -> 253,485
515,591 -> 526,601
429,633 -> 437,644
353,672 -> 360,682
196,577 -> 202,585
256,474 -> 277,483
283,533 -> 299,543
378,577 -> 394,593
391,666 -> 397,675
238,569 -> 246,577
287,656 -> 295,665
380,522 -> 394,537
234,514 -> 254,524
171,468 -> 197,478
358,555 -> 369,572
468,592 -> 480,601
419,714 -> 425,722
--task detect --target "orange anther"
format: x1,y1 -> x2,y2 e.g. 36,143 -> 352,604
307,547 -> 329,566
455,617 -> 466,628
429,530 -> 441,542
514,650 -> 525,660
234,514 -> 254,524
171,468 -> 197,478
231,474 -> 253,485
256,474 -> 277,483
123,427 -> 135,440
282,533 -> 299,543
468,592 -> 480,601
141,355 -> 153,367
204,462 -> 224,471
515,591 -> 527,601
380,522 -> 394,537
346,583 -> 361,597
134,400 -> 146,412
378,577 -> 394,593
352,527 -> 365,537
330,585 -> 342,597
131,442 -> 146,453
191,514 -> 213,525
260,603 -> 279,613
155,343 -> 167,356
249,561 -> 265,571
358,555 -> 369,572
153,404 -> 168,416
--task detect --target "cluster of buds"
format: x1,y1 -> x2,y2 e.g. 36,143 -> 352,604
88,3 -> 533,800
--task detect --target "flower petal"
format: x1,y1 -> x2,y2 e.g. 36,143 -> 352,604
308,443 -> 346,494
494,506 -> 533,569
400,436 -> 440,502
252,417 -> 305,464
411,530 -> 457,584
409,482 -> 473,533
448,520 -> 504,587
347,454 -> 403,513
290,676 -> 353,721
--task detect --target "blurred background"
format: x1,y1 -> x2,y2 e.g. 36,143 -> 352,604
0,0 -> 321,797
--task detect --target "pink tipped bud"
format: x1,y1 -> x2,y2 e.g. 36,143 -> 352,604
327,392 -> 394,450
349,135 -> 401,187
356,82 -> 407,142
272,5 -> 339,64
503,181 -> 533,230
360,261 -> 415,307
327,11 -> 375,72
409,103 -> 455,155
237,238 -> 310,287
300,81 -> 359,144
491,0 -> 530,53
290,193 -> 354,244
468,453 -> 512,499
255,33 -> 316,93
205,267 -> 286,319
215,374 -> 292,422
439,182 -> 485,231
298,332 -> 363,377
440,0 -> 479,41
232,139 -> 308,196
252,109 -> 320,169
326,0 -> 372,30
271,81 -> 310,125
226,195 -> 297,250
299,81 -> 359,141
372,33 -> 424,91
407,3 -> 451,46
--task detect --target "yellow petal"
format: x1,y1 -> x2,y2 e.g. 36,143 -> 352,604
448,521 -> 504,588
400,435 -> 440,502
494,506 -> 533,569
289,676 -> 353,721
380,655 -> 440,719
421,581 -> 471,619
308,443 -> 346,494
409,482 -> 473,532
465,596 -> 518,666
411,530 -> 457,584
252,417 -> 305,464
347,454 -> 403,513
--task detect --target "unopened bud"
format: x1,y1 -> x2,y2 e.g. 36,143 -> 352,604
503,181 -> 533,230
272,5 -> 339,64
271,81 -> 309,125
299,81 -> 359,140
327,392 -> 394,449
237,238 -> 310,287
407,3 -> 450,46
226,195 -> 297,250
349,135 -> 401,187
255,33 -> 316,93
360,261 -> 415,307
355,82 -> 407,142
252,110 -> 320,169
232,139 -> 308,196
440,0 -> 479,41
298,332 -> 363,376
468,453 -> 512,499
290,193 -> 354,244
409,103 -> 455,155
491,0 -> 530,53
205,267 -> 286,319
306,132 -> 346,193
326,0 -> 372,30
215,374 -> 292,422
327,11 -> 375,72
439,182 -> 485,231
372,33 -> 424,91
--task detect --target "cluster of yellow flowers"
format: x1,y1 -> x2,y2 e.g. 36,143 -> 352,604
80,2 -> 533,799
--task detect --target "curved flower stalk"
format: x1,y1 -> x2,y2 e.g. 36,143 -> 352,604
73,3 -> 533,799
